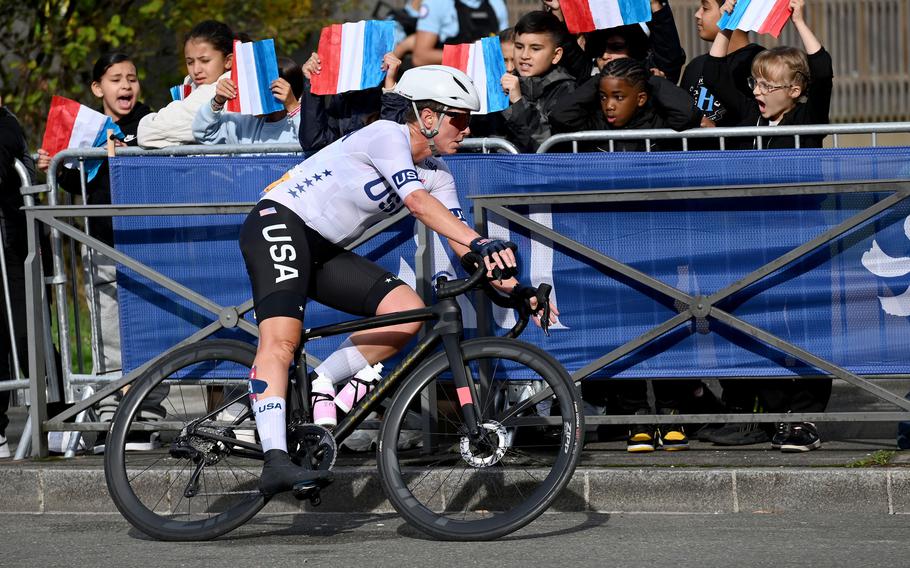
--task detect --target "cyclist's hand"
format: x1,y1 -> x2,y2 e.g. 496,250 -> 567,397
529,294 -> 560,328
469,238 -> 517,279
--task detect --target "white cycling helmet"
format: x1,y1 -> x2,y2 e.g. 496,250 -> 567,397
393,65 -> 481,112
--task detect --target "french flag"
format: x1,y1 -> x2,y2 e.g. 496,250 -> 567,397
227,39 -> 284,115
310,20 -> 396,96
41,96 -> 122,181
718,0 -> 792,37
560,0 -> 652,34
442,37 -> 509,114
170,83 -> 194,101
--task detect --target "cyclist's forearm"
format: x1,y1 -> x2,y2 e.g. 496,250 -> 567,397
405,190 -> 480,248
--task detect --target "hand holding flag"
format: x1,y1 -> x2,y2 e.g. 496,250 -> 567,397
442,37 -> 510,114
718,0 -> 793,38
227,39 -> 284,115
309,20 -> 396,95
559,0 -> 652,35
41,96 -> 123,182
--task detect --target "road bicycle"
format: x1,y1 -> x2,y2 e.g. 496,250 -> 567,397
104,256 -> 584,541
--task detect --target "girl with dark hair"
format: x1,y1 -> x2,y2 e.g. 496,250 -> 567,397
550,57 -> 699,152
137,20 -> 235,147
35,53 -> 155,453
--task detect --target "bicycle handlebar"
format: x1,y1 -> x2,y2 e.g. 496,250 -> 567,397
435,253 -> 554,339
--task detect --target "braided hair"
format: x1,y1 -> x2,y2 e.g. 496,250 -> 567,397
599,58 -> 649,93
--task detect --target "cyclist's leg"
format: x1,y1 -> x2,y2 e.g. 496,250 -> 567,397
309,246 -> 424,384
240,201 -> 332,496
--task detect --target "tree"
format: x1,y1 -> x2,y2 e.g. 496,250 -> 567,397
0,0 -> 359,145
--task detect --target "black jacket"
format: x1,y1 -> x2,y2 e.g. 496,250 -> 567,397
702,47 -> 833,149
499,67 -> 576,152
680,43 -> 765,127
299,78 -> 408,152
0,107 -> 34,255
56,102 -> 152,245
549,74 -> 700,152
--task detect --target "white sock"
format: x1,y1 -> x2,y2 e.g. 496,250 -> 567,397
253,396 -> 287,453
314,338 -> 370,385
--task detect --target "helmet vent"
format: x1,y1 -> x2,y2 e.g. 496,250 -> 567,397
452,77 -> 469,94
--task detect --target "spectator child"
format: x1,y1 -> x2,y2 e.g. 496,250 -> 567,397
680,0 -> 765,129
499,27 -> 515,73
546,0 -> 687,85
550,58 -> 699,152
35,53 -> 163,452
298,52 -> 408,152
193,57 -> 304,145
137,20 -> 234,148
703,0 -> 832,150
498,10 -> 575,152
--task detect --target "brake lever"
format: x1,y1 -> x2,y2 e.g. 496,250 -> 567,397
535,284 -> 552,337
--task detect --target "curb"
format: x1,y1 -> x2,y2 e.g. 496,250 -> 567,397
0,466 -> 906,515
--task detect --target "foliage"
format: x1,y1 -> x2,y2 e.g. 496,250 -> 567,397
846,450 -> 896,468
0,0 -> 361,145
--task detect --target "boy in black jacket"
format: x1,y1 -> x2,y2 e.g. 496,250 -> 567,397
703,0 -> 832,150
498,10 -> 576,152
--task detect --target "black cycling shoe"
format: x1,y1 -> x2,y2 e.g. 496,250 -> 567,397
259,449 -> 334,498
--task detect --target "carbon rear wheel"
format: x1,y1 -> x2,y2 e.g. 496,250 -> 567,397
104,339 -> 266,541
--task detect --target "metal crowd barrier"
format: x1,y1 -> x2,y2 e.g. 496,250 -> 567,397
537,122 -> 910,153
19,125 -> 910,457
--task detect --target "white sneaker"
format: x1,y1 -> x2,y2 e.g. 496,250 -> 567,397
216,402 -> 256,445
48,431 -> 87,454
340,412 -> 379,452
0,434 -> 10,458
397,429 -> 423,450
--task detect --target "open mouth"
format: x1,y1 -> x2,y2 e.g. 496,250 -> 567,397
116,94 -> 134,111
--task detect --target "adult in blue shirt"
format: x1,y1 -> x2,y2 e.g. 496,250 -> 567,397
412,0 -> 510,66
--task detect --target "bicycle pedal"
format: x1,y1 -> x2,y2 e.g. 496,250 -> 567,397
291,475 -> 333,501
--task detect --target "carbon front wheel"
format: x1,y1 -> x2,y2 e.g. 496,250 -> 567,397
377,337 -> 583,541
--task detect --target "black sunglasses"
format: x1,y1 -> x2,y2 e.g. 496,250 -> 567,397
443,110 -> 471,130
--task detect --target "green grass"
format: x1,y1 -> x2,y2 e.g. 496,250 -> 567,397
49,292 -> 94,374
846,450 -> 897,468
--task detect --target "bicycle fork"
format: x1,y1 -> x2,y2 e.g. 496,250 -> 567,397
436,297 -> 484,439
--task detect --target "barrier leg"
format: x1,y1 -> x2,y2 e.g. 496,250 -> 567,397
63,386 -> 94,458
13,414 -> 31,461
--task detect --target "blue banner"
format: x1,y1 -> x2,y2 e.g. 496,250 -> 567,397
110,148 -> 910,379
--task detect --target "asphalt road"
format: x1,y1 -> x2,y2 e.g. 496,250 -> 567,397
1,511 -> 906,567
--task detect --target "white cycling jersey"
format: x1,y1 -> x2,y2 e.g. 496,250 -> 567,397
262,120 -> 465,248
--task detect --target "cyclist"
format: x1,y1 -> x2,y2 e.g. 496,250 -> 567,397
239,65 -> 551,497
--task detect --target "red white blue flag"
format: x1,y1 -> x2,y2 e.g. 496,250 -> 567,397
227,39 -> 283,115
310,20 -> 396,96
718,0 -> 792,37
41,96 -> 122,181
560,0 -> 652,34
170,83 -> 194,101
443,37 -> 509,114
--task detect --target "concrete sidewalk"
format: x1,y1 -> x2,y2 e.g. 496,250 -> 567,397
1,436 -> 907,516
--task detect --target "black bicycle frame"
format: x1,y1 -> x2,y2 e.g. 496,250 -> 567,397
293,294 -> 485,444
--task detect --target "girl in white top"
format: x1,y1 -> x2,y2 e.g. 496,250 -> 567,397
137,20 -> 234,148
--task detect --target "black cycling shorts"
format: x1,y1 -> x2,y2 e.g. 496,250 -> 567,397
239,200 -> 408,322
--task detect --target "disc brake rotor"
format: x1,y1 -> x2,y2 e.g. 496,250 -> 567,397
460,421 -> 508,468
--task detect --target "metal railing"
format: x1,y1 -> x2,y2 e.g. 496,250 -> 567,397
536,122 -> 910,153
19,125 -> 910,456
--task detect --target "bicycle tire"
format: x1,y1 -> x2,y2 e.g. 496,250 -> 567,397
377,337 -> 583,541
104,339 -> 266,541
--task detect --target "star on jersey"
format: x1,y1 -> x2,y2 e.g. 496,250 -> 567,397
304,178 -> 314,187
322,169 -> 332,177
313,173 -> 323,182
